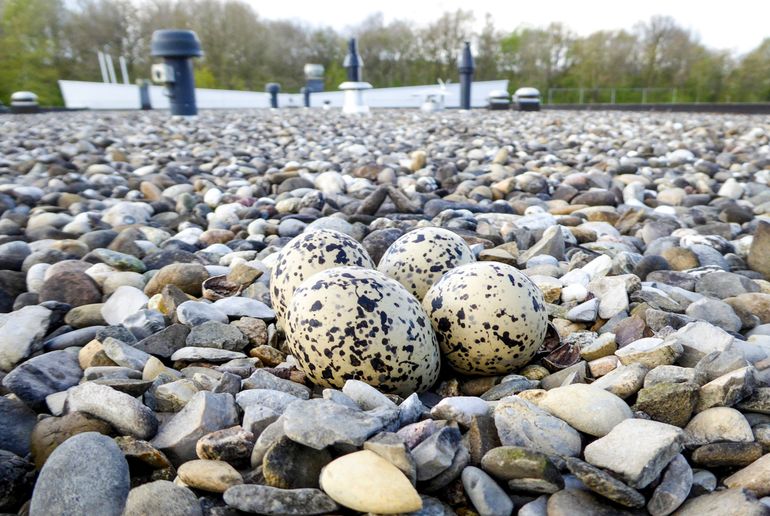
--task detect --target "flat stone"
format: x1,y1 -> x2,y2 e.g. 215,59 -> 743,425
95,376 -> 154,397
588,276 -> 630,319
430,396 -> 489,426
282,398 -> 394,450
176,300 -> 228,326
342,379 -> 397,410
101,286 -> 148,326
591,363 -> 648,398
588,355 -> 620,377
29,432 -> 130,516
748,220 -> 770,279
412,426 -> 462,481
196,425 -> 255,464
86,248 -> 146,272
671,321 -> 735,367
481,446 -> 563,490
0,449 -> 35,512
726,293 -> 770,325
223,485 -> 339,515
398,392 -> 428,427
236,388 -> 300,413
690,469 -> 717,497
462,465 -> 514,516
634,382 -> 699,427
319,450 -> 422,513
114,435 -> 173,475
178,459 -> 243,493
493,396 -> 582,457
536,383 -> 633,437
232,317 -> 269,346
584,418 -> 684,489
738,387 -> 770,414
144,263 -> 209,297
696,271 -> 761,299
263,435 -> 331,489
133,323 -> 190,358
675,488 -> 769,516
547,488 -> 634,516
615,337 -> 682,368
242,369 -> 310,398
123,480 -> 202,516
154,379 -> 199,412
0,305 -> 52,372
540,361 -> 588,390
101,336 -> 151,370
691,442 -> 763,467
566,298 -> 600,322
647,454 -> 692,516
613,316 -> 647,347
684,407 -> 754,446
242,405 -> 280,436
518,495 -> 548,516
421,444 -> 470,492
685,297 -> 742,332
151,391 -> 238,463
30,412 -> 113,468
724,454 -> 770,496
644,365 -> 706,387
170,347 -> 246,362
66,382 -> 158,439
185,320 -> 248,351
696,366 -> 755,412
363,432 -> 416,483
467,416 -> 502,466
213,296 -> 275,319
580,333 -> 617,361
481,376 -> 539,401
564,457 -> 645,508
1,349 -> 82,410
0,397 -> 36,456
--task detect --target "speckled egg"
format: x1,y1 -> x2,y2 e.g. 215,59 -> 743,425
285,266 -> 441,395
422,262 -> 548,375
377,227 -> 475,299
270,229 -> 375,329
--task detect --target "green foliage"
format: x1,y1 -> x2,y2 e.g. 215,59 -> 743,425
0,1 -> 768,106
0,0 -> 65,105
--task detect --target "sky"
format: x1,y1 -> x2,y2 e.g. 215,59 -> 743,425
246,0 -> 769,55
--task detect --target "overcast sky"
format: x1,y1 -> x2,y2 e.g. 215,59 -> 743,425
246,0 -> 768,55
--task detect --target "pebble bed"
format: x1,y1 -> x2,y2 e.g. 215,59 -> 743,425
0,109 -> 770,515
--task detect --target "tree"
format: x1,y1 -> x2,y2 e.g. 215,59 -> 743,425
417,9 -> 475,83
728,38 -> 770,102
500,23 -> 575,92
474,14 -> 501,81
0,0 -> 66,104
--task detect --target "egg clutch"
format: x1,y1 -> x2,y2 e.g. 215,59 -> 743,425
270,228 -> 548,394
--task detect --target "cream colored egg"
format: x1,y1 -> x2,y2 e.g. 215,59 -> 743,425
285,266 -> 441,395
422,261 -> 548,375
270,229 -> 374,329
377,227 -> 475,299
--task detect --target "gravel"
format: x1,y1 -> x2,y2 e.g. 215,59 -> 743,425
0,108 -> 769,514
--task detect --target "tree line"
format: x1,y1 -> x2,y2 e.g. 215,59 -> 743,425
1,0 -> 769,106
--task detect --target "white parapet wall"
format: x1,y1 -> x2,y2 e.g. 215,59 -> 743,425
58,79 -> 509,110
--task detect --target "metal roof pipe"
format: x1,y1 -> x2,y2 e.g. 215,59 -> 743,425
266,83 -> 280,108
458,41 -> 475,110
343,38 -> 363,82
97,51 -> 109,83
150,30 -> 203,116
138,79 -> 152,110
